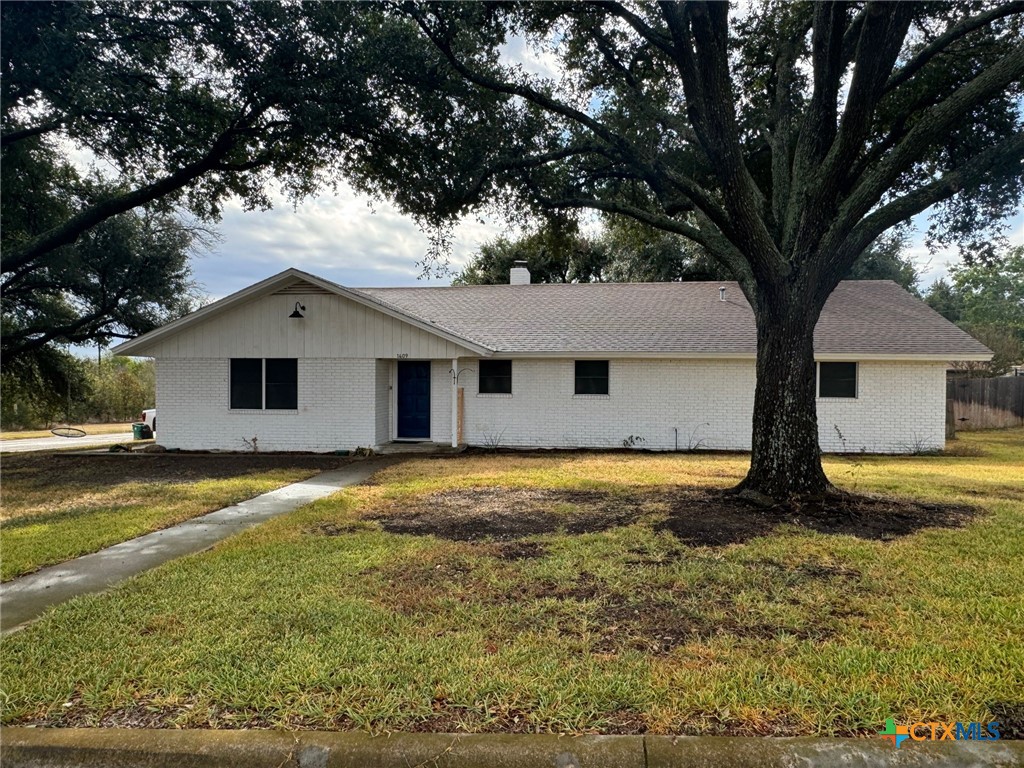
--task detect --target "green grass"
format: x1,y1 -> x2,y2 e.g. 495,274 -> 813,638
1,430 -> 1022,736
0,458 -> 320,581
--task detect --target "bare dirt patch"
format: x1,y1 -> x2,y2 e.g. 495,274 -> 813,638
366,486 -> 977,546
370,555 -> 867,655
367,487 -> 655,541
656,489 -> 977,545
1,453 -> 349,491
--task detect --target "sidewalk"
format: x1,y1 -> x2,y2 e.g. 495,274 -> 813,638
0,460 -> 387,633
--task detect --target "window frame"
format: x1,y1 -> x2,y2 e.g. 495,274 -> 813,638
230,358 -> 263,410
817,361 -> 858,399
230,358 -> 299,410
574,360 -> 610,396
478,359 -> 513,395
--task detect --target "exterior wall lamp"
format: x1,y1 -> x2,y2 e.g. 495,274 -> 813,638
289,302 -> 305,319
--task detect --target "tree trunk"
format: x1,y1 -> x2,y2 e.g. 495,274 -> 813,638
736,282 -> 835,503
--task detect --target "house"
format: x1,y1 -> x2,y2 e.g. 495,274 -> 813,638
112,266 -> 991,454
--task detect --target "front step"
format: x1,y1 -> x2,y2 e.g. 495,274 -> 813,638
374,442 -> 466,455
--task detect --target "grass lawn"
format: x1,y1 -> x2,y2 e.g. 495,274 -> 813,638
0,454 -> 346,581
0,423 -> 134,440
1,429 -> 1022,736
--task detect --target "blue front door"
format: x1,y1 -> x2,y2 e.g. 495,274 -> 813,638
396,361 -> 431,439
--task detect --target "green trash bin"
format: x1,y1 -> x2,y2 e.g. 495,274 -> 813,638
132,423 -> 152,440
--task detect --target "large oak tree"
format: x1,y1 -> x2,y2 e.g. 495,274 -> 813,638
3,2 -> 1022,501
343,1 -> 1023,502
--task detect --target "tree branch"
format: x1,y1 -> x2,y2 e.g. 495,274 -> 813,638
1,125 -> 243,274
840,43 -> 1024,236
407,8 -> 628,153
822,3 -> 914,183
885,2 -> 1024,94
835,130 -> 1024,273
0,118 -> 66,148
529,185 -> 752,287
585,1 -> 676,58
659,0 -> 779,277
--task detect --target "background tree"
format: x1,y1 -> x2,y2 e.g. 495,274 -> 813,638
1,354 -> 155,430
846,231 -> 920,294
926,245 -> 1024,376
454,219 -> 612,284
340,2 -> 1024,502
457,221 -> 920,287
0,349 -> 90,430
86,357 -> 156,423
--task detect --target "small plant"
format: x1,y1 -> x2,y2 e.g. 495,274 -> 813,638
241,435 -> 259,453
833,424 -> 865,490
353,446 -> 375,457
622,434 -> 646,449
900,432 -> 941,456
684,423 -> 710,452
481,429 -> 506,451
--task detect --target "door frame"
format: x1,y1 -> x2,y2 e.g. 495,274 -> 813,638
393,359 -> 432,441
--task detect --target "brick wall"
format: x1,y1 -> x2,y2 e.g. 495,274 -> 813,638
816,360 -> 947,452
458,358 -> 947,453
156,357 -> 947,454
155,358 -> 377,452
459,358 -> 754,451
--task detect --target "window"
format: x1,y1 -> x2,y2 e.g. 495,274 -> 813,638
265,359 -> 298,409
818,362 -> 857,398
230,358 -> 298,409
230,359 -> 263,409
479,359 -> 512,394
575,360 -> 609,395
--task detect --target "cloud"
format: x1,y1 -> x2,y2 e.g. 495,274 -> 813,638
196,182 -> 518,300
906,207 -> 1024,289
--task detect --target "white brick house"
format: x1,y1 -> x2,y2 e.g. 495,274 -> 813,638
113,267 -> 990,454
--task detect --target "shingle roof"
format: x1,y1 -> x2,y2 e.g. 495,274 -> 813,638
355,280 -> 990,358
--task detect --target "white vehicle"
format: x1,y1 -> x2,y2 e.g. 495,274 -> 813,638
140,408 -> 156,434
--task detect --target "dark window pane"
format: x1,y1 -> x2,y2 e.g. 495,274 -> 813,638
818,362 -> 857,398
479,360 -> 512,394
265,358 -> 297,409
230,359 -> 262,409
575,360 -> 609,395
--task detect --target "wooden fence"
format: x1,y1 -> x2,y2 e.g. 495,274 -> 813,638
947,376 -> 1024,433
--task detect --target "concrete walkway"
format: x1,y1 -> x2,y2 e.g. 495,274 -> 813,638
0,460 -> 387,634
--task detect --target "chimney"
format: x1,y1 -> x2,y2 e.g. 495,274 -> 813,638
510,260 -> 531,285
719,286 -> 726,302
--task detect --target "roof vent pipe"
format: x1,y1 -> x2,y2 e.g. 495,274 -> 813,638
510,260 -> 531,285
719,286 -> 726,302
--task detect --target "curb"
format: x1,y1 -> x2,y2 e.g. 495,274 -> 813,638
3,728 -> 1023,767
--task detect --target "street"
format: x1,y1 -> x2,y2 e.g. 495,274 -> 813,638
0,432 -> 136,454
